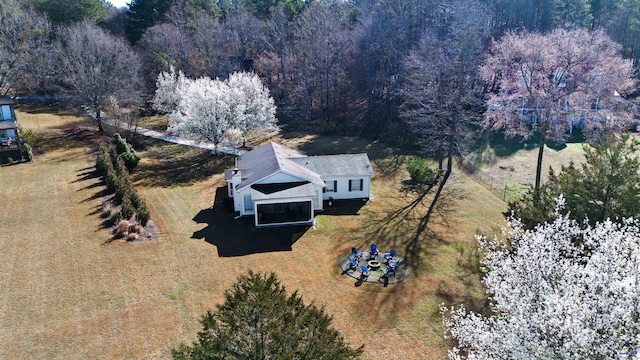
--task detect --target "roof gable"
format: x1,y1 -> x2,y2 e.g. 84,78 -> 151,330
233,142 -> 373,190
236,142 -> 323,190
0,96 -> 14,106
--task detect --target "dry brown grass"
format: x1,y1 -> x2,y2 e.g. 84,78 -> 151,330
472,142 -> 586,188
0,109 -> 511,359
136,116 -> 169,132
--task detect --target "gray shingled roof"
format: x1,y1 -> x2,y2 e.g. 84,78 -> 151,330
0,96 -> 14,105
0,122 -> 16,130
289,154 -> 374,177
232,142 -> 373,190
236,142 -> 324,190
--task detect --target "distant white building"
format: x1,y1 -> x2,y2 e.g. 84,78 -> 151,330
0,96 -> 22,162
224,142 -> 373,227
0,97 -> 18,144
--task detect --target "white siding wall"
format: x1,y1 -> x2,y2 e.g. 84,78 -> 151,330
230,171 -> 371,217
234,187 -> 250,214
314,189 -> 322,210
322,176 -> 371,200
234,172 -> 324,215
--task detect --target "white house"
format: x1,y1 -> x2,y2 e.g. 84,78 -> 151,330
0,96 -> 23,163
224,142 -> 374,227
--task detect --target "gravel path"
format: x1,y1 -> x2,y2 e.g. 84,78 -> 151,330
102,117 -> 246,156
130,125 -> 245,155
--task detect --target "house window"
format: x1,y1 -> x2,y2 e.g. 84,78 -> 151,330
1,106 -> 11,121
324,180 -> 337,193
244,194 -> 253,211
349,179 -> 363,192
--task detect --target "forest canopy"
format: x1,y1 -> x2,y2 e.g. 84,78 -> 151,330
3,0 -> 640,140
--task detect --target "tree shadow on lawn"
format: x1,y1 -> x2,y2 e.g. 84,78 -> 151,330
350,183 -> 470,319
35,124 -> 106,156
191,186 -> 310,257
73,168 -> 105,194
133,149 -> 233,187
360,186 -> 459,273
436,245 -> 491,317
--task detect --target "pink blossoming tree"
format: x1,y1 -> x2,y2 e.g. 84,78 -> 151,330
481,29 -> 636,194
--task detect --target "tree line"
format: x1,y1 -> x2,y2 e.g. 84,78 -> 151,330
3,0 -> 640,139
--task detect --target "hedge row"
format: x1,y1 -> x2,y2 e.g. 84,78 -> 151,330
113,133 -> 140,171
95,136 -> 150,226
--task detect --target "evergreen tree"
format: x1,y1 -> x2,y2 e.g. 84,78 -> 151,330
125,0 -> 172,43
508,134 -> 640,228
172,271 -> 363,360
31,0 -> 107,25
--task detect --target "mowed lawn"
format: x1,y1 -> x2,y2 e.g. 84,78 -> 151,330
1,109 -> 509,359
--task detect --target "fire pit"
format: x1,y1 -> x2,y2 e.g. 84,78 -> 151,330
367,260 -> 381,270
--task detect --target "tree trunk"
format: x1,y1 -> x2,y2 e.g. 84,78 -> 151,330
414,141 -> 453,241
279,49 -> 287,99
534,134 -> 546,202
96,108 -> 104,132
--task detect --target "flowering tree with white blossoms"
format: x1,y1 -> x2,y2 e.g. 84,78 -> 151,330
153,66 -> 186,114
226,72 -> 278,141
168,77 -> 232,152
155,69 -> 277,150
443,198 -> 640,359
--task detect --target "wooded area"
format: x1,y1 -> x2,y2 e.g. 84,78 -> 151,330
3,0 -> 640,147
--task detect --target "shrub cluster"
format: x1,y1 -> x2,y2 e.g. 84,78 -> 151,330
21,143 -> 33,161
95,136 -> 150,226
405,156 -> 439,184
113,133 -> 140,171
114,220 -> 145,241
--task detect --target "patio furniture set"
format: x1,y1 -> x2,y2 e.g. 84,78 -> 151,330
341,243 -> 406,285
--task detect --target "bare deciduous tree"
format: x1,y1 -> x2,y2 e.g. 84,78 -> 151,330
0,0 -> 52,96
191,9 -> 264,80
138,23 -> 189,92
264,4 -> 292,100
289,2 -> 352,128
399,0 -> 488,242
57,21 -> 141,131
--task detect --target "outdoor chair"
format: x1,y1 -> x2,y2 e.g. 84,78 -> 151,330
369,243 -> 378,260
382,265 -> 396,278
351,247 -> 363,261
384,260 -> 399,278
359,265 -> 370,277
384,249 -> 396,263
347,255 -> 359,270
